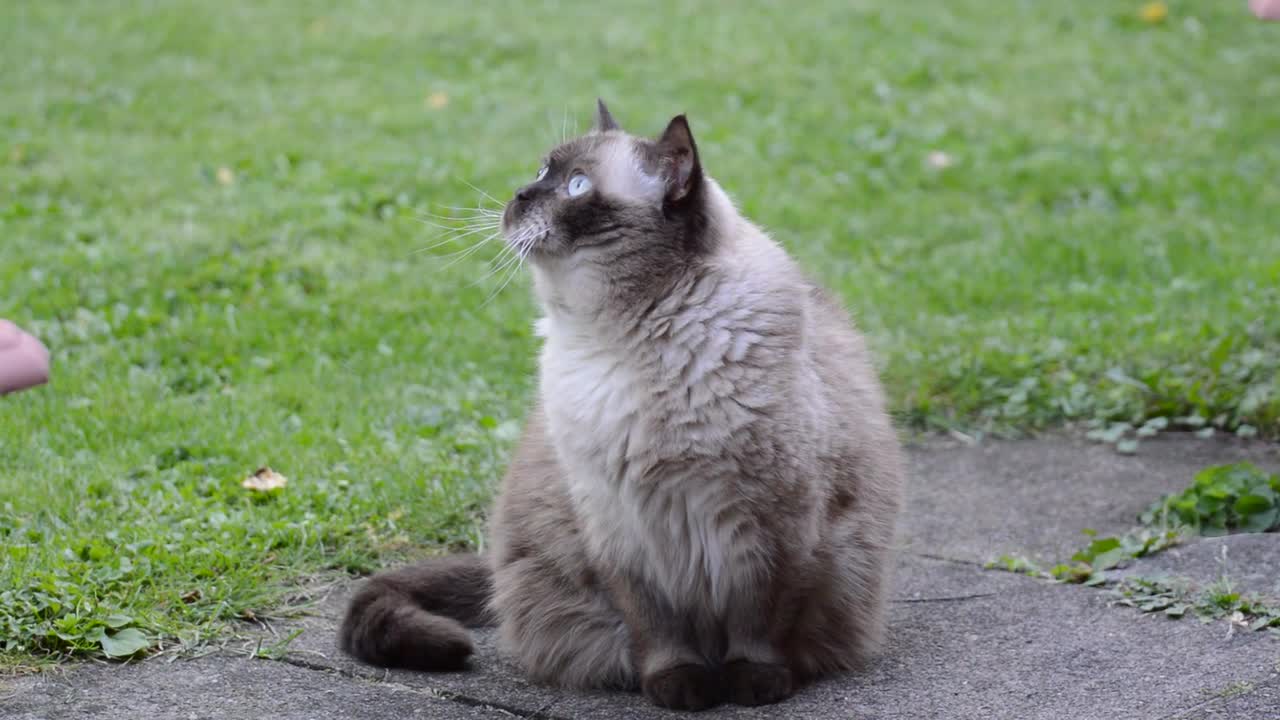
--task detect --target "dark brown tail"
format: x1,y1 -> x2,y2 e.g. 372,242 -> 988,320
338,553 -> 493,671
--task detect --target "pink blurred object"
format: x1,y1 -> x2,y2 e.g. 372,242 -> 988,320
0,320 -> 50,394
1252,0 -> 1280,20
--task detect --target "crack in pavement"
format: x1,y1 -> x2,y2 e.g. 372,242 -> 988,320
892,592 -> 998,603
1157,671 -> 1280,720
906,550 -> 989,567
273,653 -> 570,720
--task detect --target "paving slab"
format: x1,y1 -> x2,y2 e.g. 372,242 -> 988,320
901,434 -> 1279,566
274,553 -> 1280,720
0,653 -> 514,720
1114,533 -> 1280,599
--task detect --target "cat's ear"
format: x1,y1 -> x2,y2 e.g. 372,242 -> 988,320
594,98 -> 620,132
657,115 -> 701,203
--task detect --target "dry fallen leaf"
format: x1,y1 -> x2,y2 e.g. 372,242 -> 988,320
426,92 -> 449,110
215,166 -> 235,185
242,466 -> 288,492
180,589 -> 202,604
1139,1 -> 1168,24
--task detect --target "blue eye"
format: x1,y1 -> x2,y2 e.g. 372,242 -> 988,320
567,173 -> 592,197
535,165 -> 548,181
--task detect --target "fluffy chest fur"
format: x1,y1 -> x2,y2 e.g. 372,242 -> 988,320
537,259 -> 812,611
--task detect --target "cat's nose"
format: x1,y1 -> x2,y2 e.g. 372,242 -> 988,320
515,185 -> 536,202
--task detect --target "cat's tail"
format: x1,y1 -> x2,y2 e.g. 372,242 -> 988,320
338,553 -> 493,671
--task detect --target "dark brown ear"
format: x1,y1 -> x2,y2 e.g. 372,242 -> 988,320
595,98 -> 620,132
657,115 -> 701,203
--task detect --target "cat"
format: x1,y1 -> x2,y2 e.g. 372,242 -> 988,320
339,100 -> 905,711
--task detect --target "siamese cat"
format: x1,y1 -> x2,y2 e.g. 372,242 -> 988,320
340,101 -> 904,711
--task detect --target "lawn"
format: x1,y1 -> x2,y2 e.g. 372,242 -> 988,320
2,0 -> 1278,668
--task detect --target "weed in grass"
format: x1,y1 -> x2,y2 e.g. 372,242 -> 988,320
250,628 -> 304,661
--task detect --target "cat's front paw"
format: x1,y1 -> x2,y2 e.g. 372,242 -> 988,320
642,663 -> 723,711
724,660 -> 794,706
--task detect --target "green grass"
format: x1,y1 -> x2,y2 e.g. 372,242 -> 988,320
2,0 -> 1279,667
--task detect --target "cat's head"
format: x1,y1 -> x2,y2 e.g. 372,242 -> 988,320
501,101 -> 716,308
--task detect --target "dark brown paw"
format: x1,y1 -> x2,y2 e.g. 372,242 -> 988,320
724,660 -> 794,706
642,664 -> 723,711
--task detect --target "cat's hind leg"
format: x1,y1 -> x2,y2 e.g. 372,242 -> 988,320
490,556 -> 636,690
784,535 -> 893,680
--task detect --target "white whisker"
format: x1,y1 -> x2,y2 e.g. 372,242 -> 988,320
401,177 -> 534,297
481,225 -> 542,306
417,209 -> 500,223
412,229 -> 491,257
408,221 -> 501,255
436,231 -> 503,270
409,233 -> 489,260
461,181 -> 503,207
411,217 -> 499,235
469,244 -> 522,289
409,233 -> 477,256
409,217 -> 502,265
431,219 -> 502,238
440,205 -> 502,216
481,252 -> 526,307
